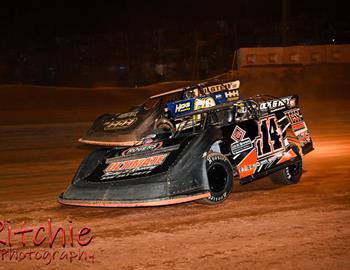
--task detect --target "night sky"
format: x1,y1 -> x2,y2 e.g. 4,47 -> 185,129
0,0 -> 348,86
1,0 -> 348,37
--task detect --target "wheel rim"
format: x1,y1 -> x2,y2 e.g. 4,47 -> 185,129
207,164 -> 228,193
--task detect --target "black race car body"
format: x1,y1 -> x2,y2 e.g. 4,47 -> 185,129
79,80 -> 240,146
59,94 -> 314,207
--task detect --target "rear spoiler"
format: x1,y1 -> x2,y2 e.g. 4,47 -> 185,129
150,80 -> 240,99
173,93 -> 299,120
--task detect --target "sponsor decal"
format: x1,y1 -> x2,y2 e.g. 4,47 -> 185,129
259,96 -> 294,112
224,90 -> 240,101
102,154 -> 168,179
105,154 -> 167,172
284,108 -> 302,125
175,119 -> 200,130
239,164 -> 256,174
231,126 -> 246,141
121,142 -> 163,156
194,97 -> 216,110
255,154 -> 281,172
297,131 -> 312,147
175,101 -> 191,113
117,111 -> 138,119
292,122 -> 306,131
230,137 -> 253,155
202,81 -> 240,94
237,149 -> 257,178
103,117 -> 137,130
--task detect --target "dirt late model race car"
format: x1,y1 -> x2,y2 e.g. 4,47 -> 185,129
59,94 -> 314,207
79,80 -> 240,146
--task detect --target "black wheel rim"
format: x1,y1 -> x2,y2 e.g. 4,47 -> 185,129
207,164 -> 228,193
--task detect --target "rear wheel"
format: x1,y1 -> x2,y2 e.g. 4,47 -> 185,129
198,152 -> 234,205
270,145 -> 303,185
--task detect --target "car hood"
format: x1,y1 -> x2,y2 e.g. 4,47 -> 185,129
80,107 -> 160,146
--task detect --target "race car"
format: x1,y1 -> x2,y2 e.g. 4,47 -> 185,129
78,80 -> 240,146
59,94 -> 314,207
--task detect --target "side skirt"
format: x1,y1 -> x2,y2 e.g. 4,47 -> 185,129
58,192 -> 210,207
239,158 -> 299,185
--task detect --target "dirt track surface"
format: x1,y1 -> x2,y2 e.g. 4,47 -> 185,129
1,66 -> 350,269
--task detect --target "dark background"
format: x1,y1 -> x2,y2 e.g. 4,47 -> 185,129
0,0 -> 349,86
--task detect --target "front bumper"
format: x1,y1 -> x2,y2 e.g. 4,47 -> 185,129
58,192 -> 210,207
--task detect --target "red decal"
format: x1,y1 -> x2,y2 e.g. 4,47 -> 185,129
231,126 -> 246,141
106,154 -> 167,172
292,122 -> 305,131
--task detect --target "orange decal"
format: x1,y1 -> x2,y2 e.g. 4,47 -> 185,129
276,149 -> 297,165
58,192 -> 211,207
237,149 -> 257,178
292,122 -> 305,130
105,155 -> 167,172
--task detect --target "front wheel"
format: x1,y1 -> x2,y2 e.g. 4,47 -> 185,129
198,152 -> 234,205
270,145 -> 303,185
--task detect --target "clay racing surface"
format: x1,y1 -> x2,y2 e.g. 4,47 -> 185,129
0,65 -> 349,269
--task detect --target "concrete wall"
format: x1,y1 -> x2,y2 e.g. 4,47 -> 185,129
239,45 -> 350,67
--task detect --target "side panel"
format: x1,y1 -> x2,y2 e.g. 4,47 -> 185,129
222,112 -> 302,179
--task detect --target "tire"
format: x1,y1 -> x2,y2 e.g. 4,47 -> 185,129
198,152 -> 234,205
270,145 -> 303,185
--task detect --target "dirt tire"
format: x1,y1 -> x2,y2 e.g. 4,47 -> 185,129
198,152 -> 234,205
270,145 -> 303,185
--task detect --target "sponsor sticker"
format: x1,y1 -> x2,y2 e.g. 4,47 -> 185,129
202,81 -> 240,94
101,154 -> 168,180
175,101 -> 191,113
284,108 -> 302,125
105,154 -> 167,172
102,153 -> 168,179
230,137 -> 253,155
259,96 -> 294,112
194,97 -> 216,110
231,126 -> 246,141
239,164 -> 256,173
224,90 -> 240,101
103,117 -> 137,130
297,131 -> 312,146
121,142 -> 163,156
117,111 -> 138,119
